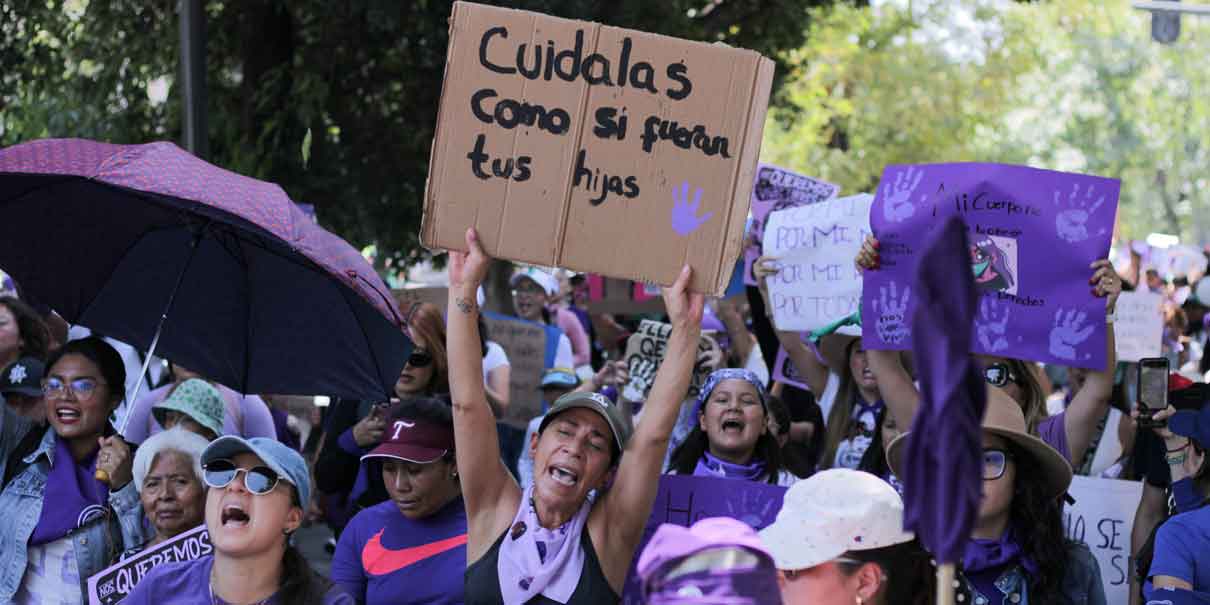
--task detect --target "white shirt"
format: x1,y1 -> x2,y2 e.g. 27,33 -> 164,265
482,341 -> 510,383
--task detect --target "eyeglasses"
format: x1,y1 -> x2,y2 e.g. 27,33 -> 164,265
42,377 -> 105,400
203,459 -> 282,495
983,448 -> 1015,480
983,362 -> 1018,388
406,350 -> 433,368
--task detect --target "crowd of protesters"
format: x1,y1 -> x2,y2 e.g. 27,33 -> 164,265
2,215 -> 1210,605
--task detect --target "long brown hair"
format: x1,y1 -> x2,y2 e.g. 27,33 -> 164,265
403,302 -> 448,394
821,338 -> 865,470
1003,358 -> 1045,433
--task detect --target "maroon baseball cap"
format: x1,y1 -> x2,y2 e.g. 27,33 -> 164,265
361,407 -> 455,464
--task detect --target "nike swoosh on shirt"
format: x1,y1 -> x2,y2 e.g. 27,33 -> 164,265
361,529 -> 468,576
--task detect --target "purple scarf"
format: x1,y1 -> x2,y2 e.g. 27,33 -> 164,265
29,435 -> 108,546
962,527 -> 1038,575
693,451 -> 766,481
497,485 -> 590,604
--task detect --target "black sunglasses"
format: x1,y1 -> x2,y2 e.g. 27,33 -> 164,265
984,362 -> 1018,388
203,459 -> 282,495
406,350 -> 434,368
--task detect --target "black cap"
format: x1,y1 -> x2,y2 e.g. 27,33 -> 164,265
1,357 -> 45,397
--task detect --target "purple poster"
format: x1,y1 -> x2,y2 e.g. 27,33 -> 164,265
621,475 -> 787,603
744,164 -> 839,285
861,163 -> 1119,369
773,346 -> 810,391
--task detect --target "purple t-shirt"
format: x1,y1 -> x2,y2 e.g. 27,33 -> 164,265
1149,505 -> 1210,592
1036,412 -> 1070,462
122,555 -> 353,604
331,498 -> 467,604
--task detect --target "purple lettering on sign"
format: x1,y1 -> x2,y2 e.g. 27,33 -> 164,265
744,164 -> 839,286
620,475 -> 787,604
861,163 -> 1119,369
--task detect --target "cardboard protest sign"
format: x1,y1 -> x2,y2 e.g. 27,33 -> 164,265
420,2 -> 774,295
1063,476 -> 1143,605
620,475 -> 787,604
773,346 -> 810,391
763,193 -> 873,331
744,165 -> 840,286
88,525 -> 211,605
861,163 -> 1119,369
1113,291 -> 1163,363
621,320 -> 720,402
393,287 -> 449,313
483,312 -> 549,428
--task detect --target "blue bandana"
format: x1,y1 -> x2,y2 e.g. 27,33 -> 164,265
694,369 -> 767,417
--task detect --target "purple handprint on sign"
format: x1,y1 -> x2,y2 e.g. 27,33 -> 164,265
872,281 -> 912,344
1048,308 -> 1095,360
881,166 -> 924,223
671,181 -> 714,236
976,297 -> 1011,352
1054,183 -> 1108,244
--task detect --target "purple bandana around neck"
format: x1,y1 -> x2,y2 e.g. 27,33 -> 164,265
29,434 -> 108,546
962,527 -> 1038,576
694,451 -> 767,481
497,485 -> 590,604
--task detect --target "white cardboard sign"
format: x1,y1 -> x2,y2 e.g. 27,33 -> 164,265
1113,291 -> 1164,363
1063,476 -> 1143,605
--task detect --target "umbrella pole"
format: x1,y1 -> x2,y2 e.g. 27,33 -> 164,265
937,563 -> 956,605
98,231 -> 204,483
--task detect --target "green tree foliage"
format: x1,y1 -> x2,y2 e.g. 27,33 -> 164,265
0,0 -> 834,267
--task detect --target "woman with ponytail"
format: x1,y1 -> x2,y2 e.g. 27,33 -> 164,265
125,436 -> 351,604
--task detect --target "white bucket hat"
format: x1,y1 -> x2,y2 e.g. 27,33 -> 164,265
759,468 -> 914,571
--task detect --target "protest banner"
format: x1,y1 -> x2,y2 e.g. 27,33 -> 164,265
420,2 -> 774,295
763,193 -> 873,331
393,287 -> 449,314
483,312 -> 549,428
87,525 -> 212,605
861,163 -> 1120,369
1113,290 -> 1163,362
1063,476 -> 1143,605
773,346 -> 810,391
622,320 -> 720,402
744,164 -> 840,286
620,475 -> 787,603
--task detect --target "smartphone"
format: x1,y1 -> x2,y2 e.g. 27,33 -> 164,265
1136,357 -> 1170,428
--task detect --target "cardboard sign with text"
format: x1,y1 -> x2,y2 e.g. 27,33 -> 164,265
764,193 -> 872,331
1113,291 -> 1163,363
421,1 -> 775,295
620,475 -> 787,604
622,319 -> 720,402
88,525 -> 212,605
744,165 -> 840,285
1063,476 -> 1143,605
483,313 -> 549,428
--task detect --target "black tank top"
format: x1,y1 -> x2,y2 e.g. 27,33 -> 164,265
464,526 -> 620,605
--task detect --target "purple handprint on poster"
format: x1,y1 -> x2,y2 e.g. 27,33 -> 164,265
862,163 -> 1118,369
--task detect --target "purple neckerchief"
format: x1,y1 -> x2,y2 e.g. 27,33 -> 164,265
852,398 -> 884,426
497,485 -> 590,604
694,369 -> 767,416
29,434 -> 108,546
962,527 -> 1038,576
646,567 -> 783,605
693,451 -> 766,481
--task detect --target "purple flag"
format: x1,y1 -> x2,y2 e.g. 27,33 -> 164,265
861,163 -> 1119,369
901,216 -> 987,564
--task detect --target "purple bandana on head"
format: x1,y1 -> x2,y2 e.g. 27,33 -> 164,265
29,434 -> 108,546
497,485 -> 590,604
694,369 -> 767,416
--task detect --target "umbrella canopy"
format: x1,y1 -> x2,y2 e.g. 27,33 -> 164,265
0,138 -> 409,403
900,216 -> 987,564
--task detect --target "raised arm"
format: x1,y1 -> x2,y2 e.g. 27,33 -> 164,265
446,229 -> 521,552
753,255 -> 830,395
1064,259 -> 1120,465
866,349 -> 920,428
596,266 -> 703,563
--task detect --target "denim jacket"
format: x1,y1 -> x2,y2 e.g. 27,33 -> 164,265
961,542 -> 1106,605
0,407 -> 146,602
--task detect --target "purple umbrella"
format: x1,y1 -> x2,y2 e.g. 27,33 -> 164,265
0,138 -> 410,427
901,216 -> 986,600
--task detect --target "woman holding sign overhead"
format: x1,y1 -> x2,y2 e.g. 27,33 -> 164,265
449,228 -> 703,604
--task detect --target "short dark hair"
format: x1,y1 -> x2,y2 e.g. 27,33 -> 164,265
46,336 -> 126,407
